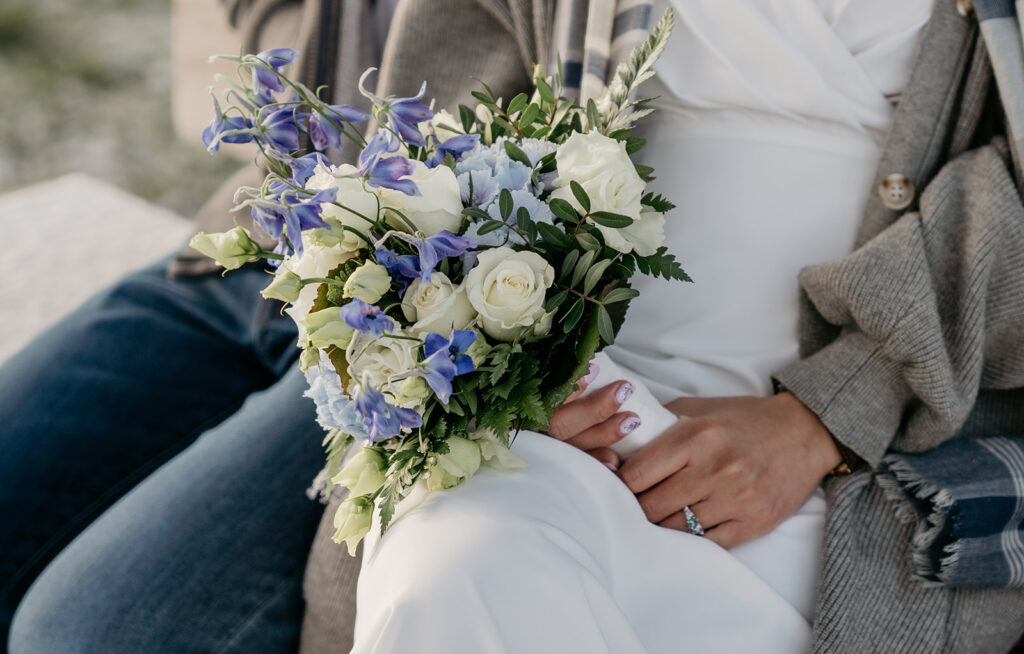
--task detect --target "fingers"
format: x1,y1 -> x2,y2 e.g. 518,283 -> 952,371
586,447 -> 621,472
617,417 -> 697,493
637,468 -> 706,524
548,379 -> 635,441
702,520 -> 748,550
664,396 -> 742,418
567,412 -> 640,451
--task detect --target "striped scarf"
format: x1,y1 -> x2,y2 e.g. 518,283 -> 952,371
551,0 -> 657,100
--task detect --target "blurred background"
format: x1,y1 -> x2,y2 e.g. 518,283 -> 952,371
0,0 -> 252,361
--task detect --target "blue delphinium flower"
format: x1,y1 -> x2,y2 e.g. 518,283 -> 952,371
309,104 -> 371,151
258,106 -> 301,153
339,299 -> 395,337
358,69 -> 433,147
426,133 -> 480,168
304,361 -> 369,438
353,381 -> 422,441
410,330 -> 477,404
287,152 -> 331,185
202,93 -> 255,153
341,132 -> 419,195
376,231 -> 474,284
251,47 -> 299,94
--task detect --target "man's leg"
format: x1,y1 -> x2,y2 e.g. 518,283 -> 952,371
0,258 -> 299,642
8,366 -> 326,654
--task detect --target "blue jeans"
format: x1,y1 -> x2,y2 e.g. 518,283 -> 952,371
1,258 -> 326,653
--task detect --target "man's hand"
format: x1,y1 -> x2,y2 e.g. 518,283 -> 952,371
617,393 -> 841,549
545,364 -> 640,472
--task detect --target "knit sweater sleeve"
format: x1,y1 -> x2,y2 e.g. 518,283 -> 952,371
774,141 -> 1024,467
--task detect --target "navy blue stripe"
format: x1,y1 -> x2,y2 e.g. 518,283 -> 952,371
975,0 -> 1016,20
562,61 -> 583,89
612,4 -> 652,38
954,495 -> 1021,538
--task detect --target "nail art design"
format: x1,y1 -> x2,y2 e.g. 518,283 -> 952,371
582,362 -> 600,386
615,382 -> 635,405
619,416 -> 641,435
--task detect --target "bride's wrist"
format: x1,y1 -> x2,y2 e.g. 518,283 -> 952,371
773,391 -> 842,479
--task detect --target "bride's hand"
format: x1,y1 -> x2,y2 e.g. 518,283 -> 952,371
544,364 -> 640,472
618,393 -> 842,549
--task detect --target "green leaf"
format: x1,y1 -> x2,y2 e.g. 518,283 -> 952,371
545,289 -> 569,312
516,206 -> 531,234
597,305 -> 615,344
625,137 -> 646,154
571,250 -> 596,288
531,125 -> 551,139
569,180 -> 590,213
537,151 -> 557,174
641,191 -> 676,213
583,259 -> 612,295
470,90 -> 495,107
536,222 -> 568,247
563,297 -> 585,332
498,189 -> 513,221
590,211 -> 634,228
458,104 -> 475,132
476,220 -> 505,235
536,78 -> 555,105
635,163 -> 655,179
503,140 -> 533,169
519,103 -> 541,128
559,249 -> 580,282
577,232 -> 601,251
608,129 -> 632,142
549,198 -> 578,223
603,287 -> 640,304
492,116 -> 515,133
507,92 -> 529,116
586,98 -> 601,130
462,206 -> 491,221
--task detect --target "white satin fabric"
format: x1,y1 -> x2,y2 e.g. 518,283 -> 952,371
353,2 -> 930,651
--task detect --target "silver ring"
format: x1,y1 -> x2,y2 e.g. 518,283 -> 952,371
683,505 -> 705,536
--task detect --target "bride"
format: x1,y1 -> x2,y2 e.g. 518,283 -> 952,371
351,0 -> 933,651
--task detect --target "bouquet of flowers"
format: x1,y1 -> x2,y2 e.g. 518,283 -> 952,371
191,9 -> 686,554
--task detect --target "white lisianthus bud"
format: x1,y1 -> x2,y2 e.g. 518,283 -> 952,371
471,429 -> 528,471
189,226 -> 263,270
343,262 -> 392,304
465,330 -> 491,366
299,347 -> 321,371
379,161 -> 463,236
426,436 -> 482,490
395,376 -> 431,407
261,270 -> 303,303
332,447 -> 387,497
332,496 -> 373,556
464,247 -> 555,341
400,272 -> 477,336
302,308 -> 355,350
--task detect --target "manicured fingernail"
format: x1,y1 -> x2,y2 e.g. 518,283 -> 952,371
603,461 -> 619,472
619,416 -> 641,435
615,382 -> 635,404
582,362 -> 599,385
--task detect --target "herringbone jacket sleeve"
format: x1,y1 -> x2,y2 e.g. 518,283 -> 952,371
774,139 -> 1024,467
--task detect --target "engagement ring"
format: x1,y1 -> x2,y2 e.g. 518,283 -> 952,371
683,506 -> 705,536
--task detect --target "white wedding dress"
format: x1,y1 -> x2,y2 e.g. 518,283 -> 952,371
352,1 -> 930,651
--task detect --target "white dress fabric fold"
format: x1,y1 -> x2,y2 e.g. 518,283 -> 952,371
352,1 -> 931,651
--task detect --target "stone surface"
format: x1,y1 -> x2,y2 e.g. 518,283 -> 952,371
0,174 -> 191,363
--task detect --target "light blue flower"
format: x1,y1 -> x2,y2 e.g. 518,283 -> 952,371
467,189 -> 558,247
304,361 -> 369,438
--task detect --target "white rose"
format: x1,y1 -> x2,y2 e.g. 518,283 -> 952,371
282,239 -> 358,342
549,131 -> 649,254
306,163 -> 381,251
621,207 -> 667,257
401,272 -> 477,336
346,328 -> 420,406
379,160 -> 462,236
464,247 -> 554,342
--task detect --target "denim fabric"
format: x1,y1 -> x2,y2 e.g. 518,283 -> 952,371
1,258 -> 326,653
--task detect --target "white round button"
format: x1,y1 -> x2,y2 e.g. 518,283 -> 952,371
879,174 -> 915,211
